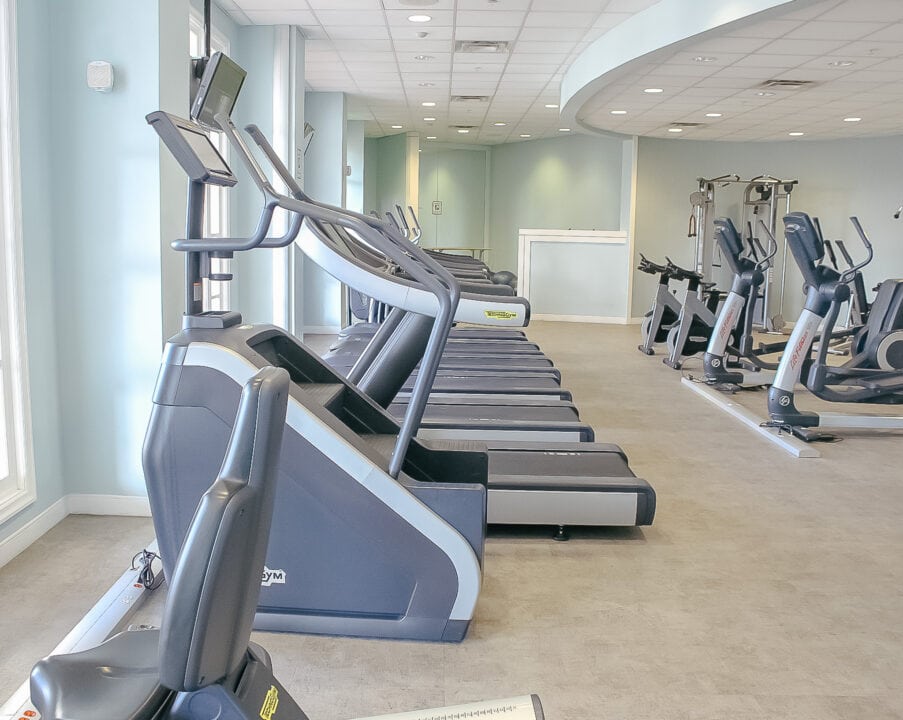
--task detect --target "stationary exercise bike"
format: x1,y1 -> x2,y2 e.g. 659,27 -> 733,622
661,259 -> 728,369
768,212 -> 903,439
636,254 -> 681,354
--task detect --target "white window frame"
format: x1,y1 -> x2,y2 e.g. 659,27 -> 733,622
189,12 -> 232,311
0,0 -> 36,522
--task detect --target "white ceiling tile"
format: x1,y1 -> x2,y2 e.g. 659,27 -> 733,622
235,0 -> 311,9
456,10 -> 527,26
524,12 -> 597,29
513,41 -> 576,53
245,9 -> 318,24
454,26 -> 521,42
329,38 -> 392,51
384,9 -> 454,26
393,39 -> 453,53
757,37 -> 849,56
314,10 -> 384,25
818,0 -> 903,23
604,0 -> 658,11
518,27 -> 585,42
784,21 -> 885,41
861,22 -> 903,42
725,19 -> 803,39
325,25 -> 389,39
456,0 -> 532,8
691,36 -> 772,54
391,25 -> 454,40
306,0 -> 378,8
831,40 -> 903,57
382,0 -> 455,7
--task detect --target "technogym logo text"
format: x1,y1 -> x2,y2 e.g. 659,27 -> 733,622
262,567 -> 286,587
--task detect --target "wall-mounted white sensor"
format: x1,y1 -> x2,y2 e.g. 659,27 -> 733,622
86,61 -> 114,92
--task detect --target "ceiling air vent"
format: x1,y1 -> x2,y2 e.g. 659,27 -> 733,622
758,79 -> 817,90
450,95 -> 490,103
454,40 -> 510,54
450,124 -> 477,130
670,122 -> 704,128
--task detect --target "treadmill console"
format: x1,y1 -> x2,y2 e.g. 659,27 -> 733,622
146,111 -> 237,187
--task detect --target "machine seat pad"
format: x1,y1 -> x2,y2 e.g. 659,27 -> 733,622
30,629 -> 168,720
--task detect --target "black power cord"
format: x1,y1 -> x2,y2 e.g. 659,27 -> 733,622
131,549 -> 165,591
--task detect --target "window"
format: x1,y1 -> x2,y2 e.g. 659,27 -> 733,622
189,13 -> 231,311
0,0 -> 35,522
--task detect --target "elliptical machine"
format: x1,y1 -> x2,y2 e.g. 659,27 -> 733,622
701,218 -> 788,387
768,212 -> 903,439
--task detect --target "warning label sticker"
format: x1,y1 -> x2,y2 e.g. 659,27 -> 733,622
260,685 -> 279,720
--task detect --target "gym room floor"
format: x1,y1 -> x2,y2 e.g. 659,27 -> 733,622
1,322 -> 901,720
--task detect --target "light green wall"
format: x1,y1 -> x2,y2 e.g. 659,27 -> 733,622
375,133 -> 408,220
363,137 -> 380,215
418,146 -> 488,249
633,135 -> 903,321
488,134 -> 625,272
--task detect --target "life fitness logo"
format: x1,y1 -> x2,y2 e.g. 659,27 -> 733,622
718,308 -> 736,343
790,330 -> 810,369
262,566 -> 286,587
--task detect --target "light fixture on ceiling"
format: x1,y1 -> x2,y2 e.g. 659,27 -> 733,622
408,14 -> 432,22
667,127 -> 683,133
493,122 -> 507,126
788,131 -> 804,136
422,101 -> 436,107
558,128 -> 571,132
544,103 -> 559,108
519,134 -> 531,138
457,128 -> 470,133
693,56 -> 717,63
424,116 -> 436,121
705,112 -> 722,118
610,110 -> 627,115
843,117 -> 862,122
418,82 -> 435,87
828,60 -> 855,67
426,135 -> 437,139
414,55 -> 435,61
391,125 -> 403,129
644,88 -> 663,94
756,91 -> 776,97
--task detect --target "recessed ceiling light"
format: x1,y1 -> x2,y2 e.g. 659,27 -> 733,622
391,125 -> 403,129
667,127 -> 683,133
519,134 -> 531,138
693,56 -> 717,63
457,128 -> 470,133
426,135 -> 437,139
828,60 -> 855,67
418,82 -> 435,87
408,14 -> 432,22
559,128 -> 571,132
421,101 -> 436,107
610,110 -> 627,115
756,91 -> 776,97
493,122 -> 507,126
644,88 -> 663,94
705,112 -> 722,118
414,55 -> 434,61
843,116 -> 862,122
788,131 -> 804,136
423,116 -> 436,121
544,103 -> 559,108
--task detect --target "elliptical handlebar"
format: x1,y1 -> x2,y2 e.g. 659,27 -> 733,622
844,216 -> 875,284
753,219 -> 779,270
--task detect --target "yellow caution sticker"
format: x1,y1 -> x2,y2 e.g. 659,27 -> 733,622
260,685 -> 279,720
484,310 -> 518,320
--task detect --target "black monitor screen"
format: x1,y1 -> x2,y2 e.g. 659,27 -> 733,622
191,52 -> 246,130
178,125 -> 230,175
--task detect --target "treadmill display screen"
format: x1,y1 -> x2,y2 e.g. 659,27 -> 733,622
192,52 -> 246,130
178,125 -> 230,175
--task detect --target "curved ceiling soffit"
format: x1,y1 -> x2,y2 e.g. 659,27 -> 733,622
559,0 -> 825,137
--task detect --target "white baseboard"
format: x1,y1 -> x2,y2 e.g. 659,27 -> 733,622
627,316 -> 645,325
0,497 -> 68,569
301,325 -> 340,335
67,494 -> 151,517
0,494 -> 151,570
532,314 -> 630,324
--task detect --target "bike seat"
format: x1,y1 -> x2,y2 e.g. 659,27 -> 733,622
31,629 -> 167,720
